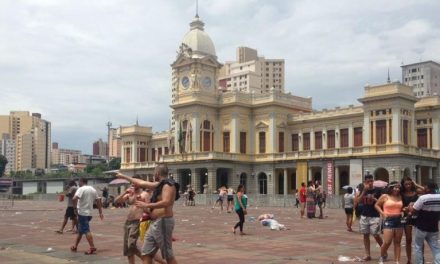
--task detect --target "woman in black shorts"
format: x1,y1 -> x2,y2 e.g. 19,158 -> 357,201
343,187 -> 355,232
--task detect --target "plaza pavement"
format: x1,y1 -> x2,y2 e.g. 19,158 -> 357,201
0,200 -> 435,264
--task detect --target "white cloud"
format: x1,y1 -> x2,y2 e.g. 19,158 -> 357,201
0,0 -> 439,152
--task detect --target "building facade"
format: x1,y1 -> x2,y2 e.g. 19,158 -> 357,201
219,46 -> 285,94
119,15 -> 440,196
92,138 -> 108,157
0,111 -> 51,173
51,142 -> 82,166
0,134 -> 16,175
401,60 -> 440,98
108,127 -> 122,159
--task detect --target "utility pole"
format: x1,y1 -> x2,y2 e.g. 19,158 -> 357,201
106,121 -> 112,162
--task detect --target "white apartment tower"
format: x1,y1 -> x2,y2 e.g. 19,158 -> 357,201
0,134 -> 16,175
219,47 -> 285,94
401,60 -> 440,98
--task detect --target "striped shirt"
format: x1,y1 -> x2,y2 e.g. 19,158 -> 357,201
413,193 -> 440,232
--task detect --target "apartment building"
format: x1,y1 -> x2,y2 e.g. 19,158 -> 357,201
51,142 -> 82,166
92,138 -> 107,157
219,46 -> 285,94
401,60 -> 440,98
0,134 -> 16,175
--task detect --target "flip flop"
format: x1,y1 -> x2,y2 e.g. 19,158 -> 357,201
55,230 -> 63,234
70,245 -> 77,252
84,248 -> 97,255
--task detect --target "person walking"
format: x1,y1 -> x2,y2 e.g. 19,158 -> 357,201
375,181 -> 404,264
232,184 -> 247,235
401,176 -> 423,264
355,174 -> 384,262
213,187 -> 226,211
315,181 -> 324,219
117,164 -> 179,264
343,187 -> 355,232
70,178 -> 103,255
299,182 -> 307,218
226,186 -> 234,213
409,181 -> 440,264
56,180 -> 78,234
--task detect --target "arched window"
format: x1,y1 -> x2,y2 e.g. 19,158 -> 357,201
200,120 -> 214,151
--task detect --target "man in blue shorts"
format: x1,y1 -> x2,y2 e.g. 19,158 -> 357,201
71,177 -> 103,255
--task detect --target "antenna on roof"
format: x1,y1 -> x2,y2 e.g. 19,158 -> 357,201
136,115 -> 139,126
195,0 -> 199,18
387,68 -> 391,83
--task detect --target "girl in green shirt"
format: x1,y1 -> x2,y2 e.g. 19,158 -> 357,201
232,184 -> 247,235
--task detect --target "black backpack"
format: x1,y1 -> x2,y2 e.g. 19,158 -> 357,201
151,178 -> 180,203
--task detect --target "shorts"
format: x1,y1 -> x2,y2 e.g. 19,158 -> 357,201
216,197 -> 223,203
344,208 -> 353,215
227,195 -> 233,202
65,207 -> 76,220
123,220 -> 140,256
78,215 -> 92,235
359,216 -> 381,235
383,216 -> 403,229
142,217 -> 175,260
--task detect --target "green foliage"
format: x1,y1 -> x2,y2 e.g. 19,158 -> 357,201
108,158 -> 121,170
0,154 -> 8,177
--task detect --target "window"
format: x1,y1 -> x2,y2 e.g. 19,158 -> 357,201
376,120 -> 386,145
403,120 -> 409,145
240,132 -> 246,154
327,130 -> 335,149
125,148 -> 131,163
223,132 -> 230,153
315,131 -> 322,150
278,132 -> 284,152
139,147 -> 146,162
292,134 -> 299,151
151,148 -> 156,161
165,147 -> 169,155
417,128 -> 427,148
200,120 -> 213,151
354,127 -> 363,147
340,129 -> 349,148
303,133 -> 310,150
158,148 -> 162,160
259,132 -> 266,153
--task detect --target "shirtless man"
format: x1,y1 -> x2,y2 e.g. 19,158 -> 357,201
115,176 -> 150,264
116,164 -> 179,264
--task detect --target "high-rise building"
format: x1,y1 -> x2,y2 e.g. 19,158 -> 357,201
108,128 -> 122,159
93,138 -> 107,156
0,134 -> 16,175
219,46 -> 285,94
51,142 -> 82,166
401,60 -> 440,98
0,111 -> 51,172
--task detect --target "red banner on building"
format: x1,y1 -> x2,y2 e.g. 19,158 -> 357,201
327,160 -> 333,195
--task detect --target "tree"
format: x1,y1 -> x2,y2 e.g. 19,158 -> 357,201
0,154 -> 8,177
108,157 -> 121,170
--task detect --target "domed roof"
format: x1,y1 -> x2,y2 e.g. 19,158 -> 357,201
181,16 -> 216,58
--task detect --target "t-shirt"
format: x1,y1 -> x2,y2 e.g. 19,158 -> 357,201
75,185 -> 99,216
413,193 -> 440,232
299,187 -> 307,203
66,186 -> 78,207
344,193 -> 354,208
360,188 -> 381,217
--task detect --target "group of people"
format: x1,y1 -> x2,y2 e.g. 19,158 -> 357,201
297,180 -> 326,219
212,186 -> 235,212
343,174 -> 440,263
55,164 -> 179,264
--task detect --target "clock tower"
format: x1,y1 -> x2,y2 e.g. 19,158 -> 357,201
171,14 -> 222,153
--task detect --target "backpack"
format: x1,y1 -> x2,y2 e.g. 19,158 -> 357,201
151,179 -> 180,203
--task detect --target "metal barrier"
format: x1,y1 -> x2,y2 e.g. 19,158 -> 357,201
188,194 -> 344,208
0,194 -> 14,208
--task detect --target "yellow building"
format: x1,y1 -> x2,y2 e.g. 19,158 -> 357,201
0,111 -> 51,172
120,15 -> 440,196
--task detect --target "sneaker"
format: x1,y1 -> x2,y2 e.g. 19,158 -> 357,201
378,256 -> 385,264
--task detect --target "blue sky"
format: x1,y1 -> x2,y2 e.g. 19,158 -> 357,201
1,0 -> 439,153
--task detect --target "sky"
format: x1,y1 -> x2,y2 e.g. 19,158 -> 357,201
1,0 -> 439,154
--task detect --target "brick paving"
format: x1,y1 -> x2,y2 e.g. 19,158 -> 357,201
0,200 -> 435,263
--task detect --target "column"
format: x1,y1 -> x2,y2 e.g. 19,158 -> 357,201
131,142 -> 136,163
363,113 -> 370,146
417,167 -> 421,184
335,166 -> 340,195
299,131 -> 303,151
192,113 -> 200,152
411,113 -> 417,146
429,167 -> 433,180
310,128 -> 315,150
372,121 -> 376,145
432,119 -> 440,149
386,118 -> 390,144
308,167 -> 312,181
335,126 -> 340,149
392,108 -> 401,143
231,113 -> 239,153
207,169 -> 217,194
323,129 -> 327,150
283,168 -> 288,195
428,128 -> 432,149
348,123 -> 354,148
269,113 -> 276,153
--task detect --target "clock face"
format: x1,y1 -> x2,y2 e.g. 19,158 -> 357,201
203,76 -> 212,89
181,76 -> 190,89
